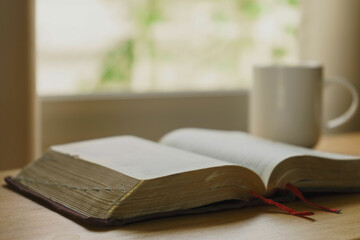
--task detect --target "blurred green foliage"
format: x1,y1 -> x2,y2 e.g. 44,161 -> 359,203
96,0 -> 299,91
285,0 -> 299,7
98,40 -> 134,89
272,47 -> 287,60
239,0 -> 262,19
136,0 -> 164,27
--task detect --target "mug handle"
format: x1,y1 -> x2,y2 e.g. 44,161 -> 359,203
324,76 -> 359,129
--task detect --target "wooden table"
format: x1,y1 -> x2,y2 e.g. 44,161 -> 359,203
1,133 -> 360,240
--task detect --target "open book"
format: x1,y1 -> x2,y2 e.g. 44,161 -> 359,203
5,128 -> 360,225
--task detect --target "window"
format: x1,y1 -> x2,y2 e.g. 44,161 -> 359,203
36,0 -> 300,95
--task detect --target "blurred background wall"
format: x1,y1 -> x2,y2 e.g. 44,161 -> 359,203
1,0 -> 360,170
300,0 -> 360,134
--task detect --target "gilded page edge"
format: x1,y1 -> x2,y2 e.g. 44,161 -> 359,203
105,180 -> 144,218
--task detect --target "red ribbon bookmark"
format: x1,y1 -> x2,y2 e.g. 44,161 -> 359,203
285,183 -> 342,214
250,191 -> 314,216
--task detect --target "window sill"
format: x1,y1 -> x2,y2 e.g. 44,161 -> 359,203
40,89 -> 248,101
40,89 -> 249,151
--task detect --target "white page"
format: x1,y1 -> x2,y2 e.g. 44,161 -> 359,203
51,136 -> 229,180
160,128 -> 360,184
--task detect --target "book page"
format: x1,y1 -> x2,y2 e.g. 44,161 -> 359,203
160,128 -> 359,185
51,136 -> 230,180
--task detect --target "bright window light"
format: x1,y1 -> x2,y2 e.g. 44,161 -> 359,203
36,0 -> 300,95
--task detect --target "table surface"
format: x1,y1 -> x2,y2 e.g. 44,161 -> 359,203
2,132 -> 360,240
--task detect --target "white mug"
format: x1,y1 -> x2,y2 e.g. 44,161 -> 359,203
249,63 -> 359,147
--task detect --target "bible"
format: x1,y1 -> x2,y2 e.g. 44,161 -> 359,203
5,128 -> 360,225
